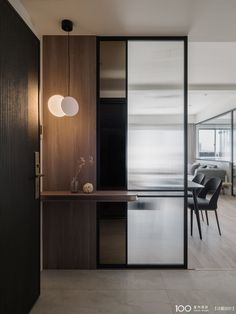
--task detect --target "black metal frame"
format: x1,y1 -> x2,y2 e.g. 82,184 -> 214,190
231,111 -> 234,196
96,36 -> 188,269
232,110 -> 235,196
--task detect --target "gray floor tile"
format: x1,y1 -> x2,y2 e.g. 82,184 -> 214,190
42,270 -> 165,290
161,270 -> 236,291
31,270 -> 236,314
161,270 -> 198,290
31,289 -> 172,314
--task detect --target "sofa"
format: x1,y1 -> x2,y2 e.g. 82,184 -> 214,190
196,167 -> 226,183
188,162 -> 226,183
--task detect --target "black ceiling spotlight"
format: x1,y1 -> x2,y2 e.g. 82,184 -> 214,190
61,19 -> 73,32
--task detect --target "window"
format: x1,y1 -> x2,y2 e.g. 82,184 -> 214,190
197,112 -> 231,161
198,128 -> 231,160
198,129 -> 215,158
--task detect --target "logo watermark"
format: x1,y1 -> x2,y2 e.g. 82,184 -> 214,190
176,305 -> 192,312
175,304 -> 235,313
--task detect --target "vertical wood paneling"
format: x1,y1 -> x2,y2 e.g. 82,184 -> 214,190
43,36 -> 96,191
42,36 -> 97,269
43,202 -> 97,269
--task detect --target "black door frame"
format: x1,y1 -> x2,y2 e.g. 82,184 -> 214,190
96,36 -> 188,269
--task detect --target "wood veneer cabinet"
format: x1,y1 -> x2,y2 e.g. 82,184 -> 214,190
43,201 -> 97,269
42,36 -> 97,269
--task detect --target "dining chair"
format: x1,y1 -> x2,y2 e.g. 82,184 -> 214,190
191,173 -> 205,220
192,173 -> 205,186
188,177 -> 222,236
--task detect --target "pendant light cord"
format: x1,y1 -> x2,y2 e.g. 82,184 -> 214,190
67,31 -> 70,96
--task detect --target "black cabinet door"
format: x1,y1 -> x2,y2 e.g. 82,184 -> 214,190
97,99 -> 127,189
0,1 -> 40,313
97,39 -> 127,190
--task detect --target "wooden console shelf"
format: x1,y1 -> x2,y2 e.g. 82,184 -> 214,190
41,190 -> 137,270
41,190 -> 138,202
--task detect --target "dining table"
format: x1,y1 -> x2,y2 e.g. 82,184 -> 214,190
133,180 -> 205,240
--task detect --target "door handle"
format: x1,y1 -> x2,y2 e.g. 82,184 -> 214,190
35,173 -> 44,178
34,152 -> 41,200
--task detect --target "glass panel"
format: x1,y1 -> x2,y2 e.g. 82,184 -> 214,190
127,40 -> 185,265
233,111 -> 236,195
128,41 -> 184,190
98,203 -> 126,265
100,41 -> 126,98
99,219 -> 126,264
197,112 -> 231,161
128,197 -> 184,265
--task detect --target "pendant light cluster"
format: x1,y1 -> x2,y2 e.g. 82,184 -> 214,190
48,19 -> 79,117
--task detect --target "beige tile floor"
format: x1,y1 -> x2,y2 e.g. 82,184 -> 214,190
31,195 -> 236,314
31,269 -> 236,314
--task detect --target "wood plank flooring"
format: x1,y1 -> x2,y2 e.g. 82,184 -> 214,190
189,194 -> 236,269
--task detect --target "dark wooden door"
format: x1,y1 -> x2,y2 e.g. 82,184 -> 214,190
0,1 -> 40,313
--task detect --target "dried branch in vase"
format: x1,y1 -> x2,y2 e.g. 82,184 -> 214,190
74,155 -> 94,179
71,156 -> 94,193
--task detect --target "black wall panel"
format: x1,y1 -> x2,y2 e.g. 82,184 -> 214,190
0,1 -> 40,313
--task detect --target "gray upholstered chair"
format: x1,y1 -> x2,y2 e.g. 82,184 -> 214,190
188,177 -> 222,236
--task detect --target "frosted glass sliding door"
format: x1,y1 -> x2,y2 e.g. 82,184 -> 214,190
127,40 -> 186,265
128,196 -> 184,264
128,41 -> 185,190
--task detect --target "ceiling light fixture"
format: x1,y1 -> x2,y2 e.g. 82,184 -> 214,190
48,19 -> 79,117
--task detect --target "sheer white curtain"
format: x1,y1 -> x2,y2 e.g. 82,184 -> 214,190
188,123 -> 196,163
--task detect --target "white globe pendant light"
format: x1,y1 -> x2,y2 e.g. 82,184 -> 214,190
48,19 -> 79,117
48,95 -> 65,117
61,96 -> 79,116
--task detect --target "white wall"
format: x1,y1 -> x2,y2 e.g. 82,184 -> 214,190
8,0 -> 40,39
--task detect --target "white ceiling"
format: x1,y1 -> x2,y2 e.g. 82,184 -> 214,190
20,0 -> 236,41
17,0 -> 236,121
188,42 -> 236,118
127,41 -> 236,117
189,91 -> 236,115
189,43 -> 236,86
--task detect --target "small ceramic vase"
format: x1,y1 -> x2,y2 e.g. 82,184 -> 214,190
70,177 -> 79,193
